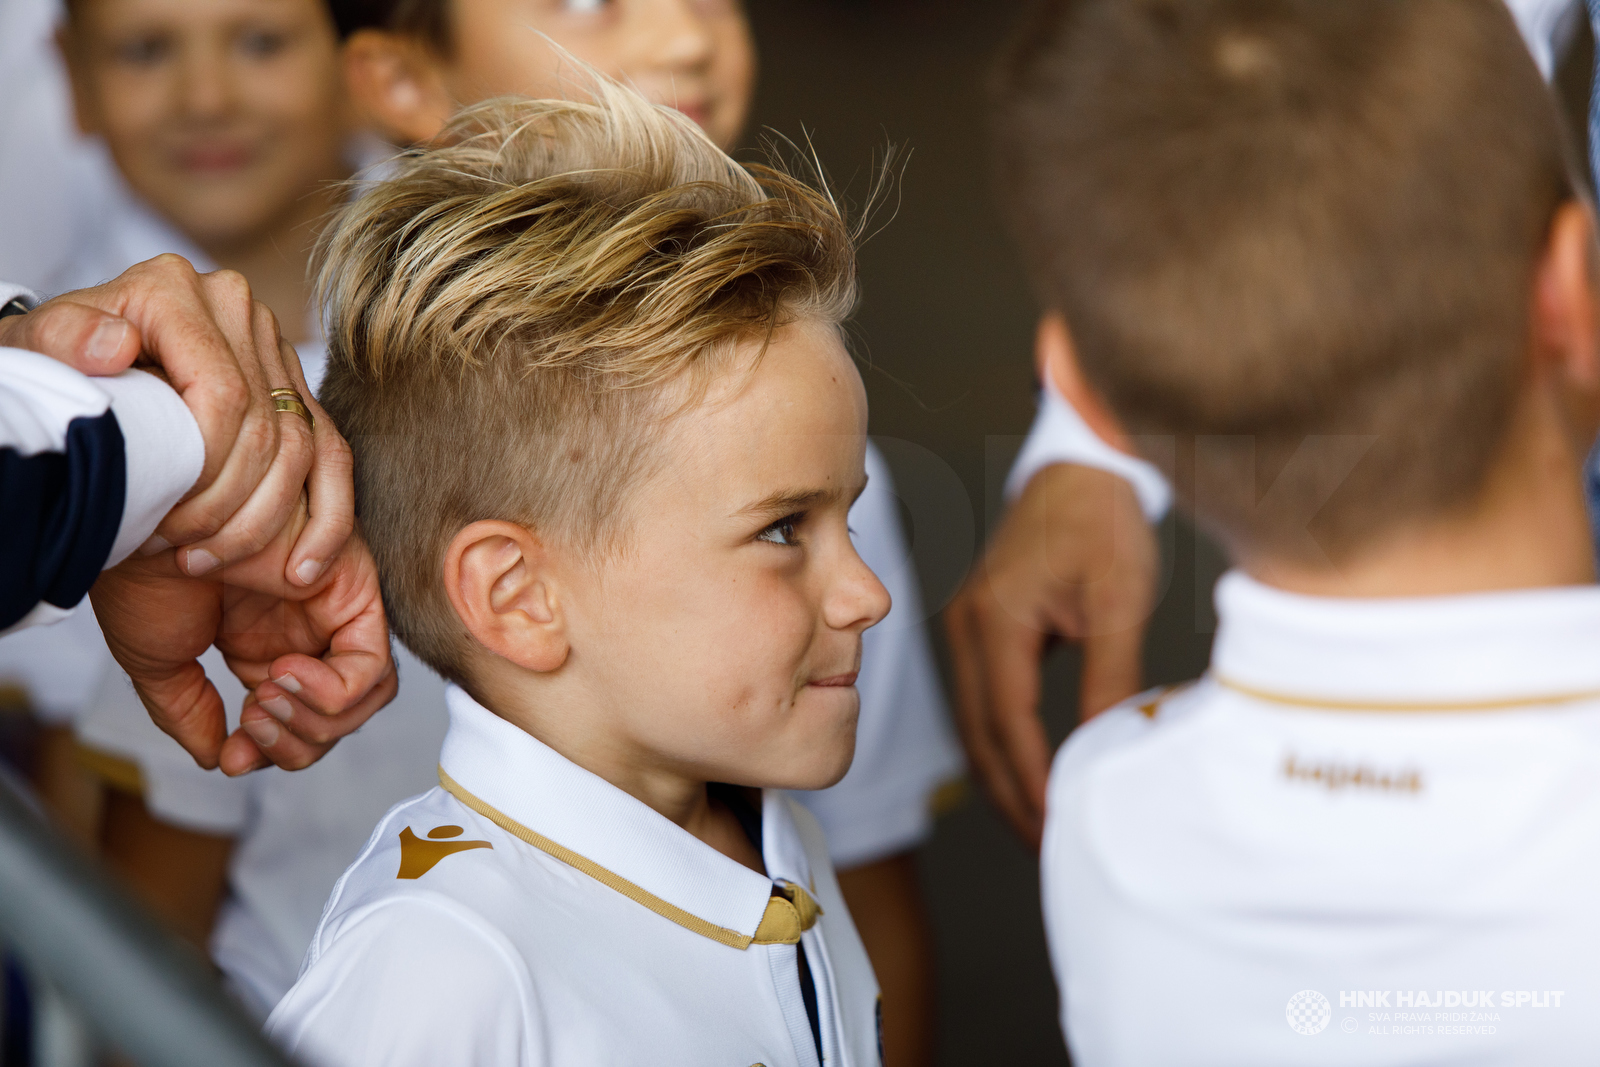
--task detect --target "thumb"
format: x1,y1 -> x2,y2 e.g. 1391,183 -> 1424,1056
127,660 -> 229,771
2,301 -> 142,375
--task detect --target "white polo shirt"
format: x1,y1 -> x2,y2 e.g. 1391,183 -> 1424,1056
266,685 -> 881,1067
1043,572 -> 1600,1066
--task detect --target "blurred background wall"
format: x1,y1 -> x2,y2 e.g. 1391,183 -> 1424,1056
744,2 -> 1229,1062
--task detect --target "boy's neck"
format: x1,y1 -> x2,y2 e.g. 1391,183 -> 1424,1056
468,673 -> 767,875
192,177 -> 349,346
1246,385 -> 1597,599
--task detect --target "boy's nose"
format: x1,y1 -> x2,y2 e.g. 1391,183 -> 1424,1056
177,45 -> 236,119
634,0 -> 716,72
825,545 -> 892,635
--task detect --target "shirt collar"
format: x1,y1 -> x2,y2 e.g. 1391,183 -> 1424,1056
1210,570 -> 1600,709
438,685 -> 816,948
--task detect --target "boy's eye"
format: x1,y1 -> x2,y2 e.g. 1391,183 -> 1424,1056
237,28 -> 290,58
114,34 -> 172,66
757,514 -> 802,548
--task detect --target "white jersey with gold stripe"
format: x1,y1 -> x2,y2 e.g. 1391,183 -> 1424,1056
266,685 -> 881,1067
1043,571 -> 1600,1066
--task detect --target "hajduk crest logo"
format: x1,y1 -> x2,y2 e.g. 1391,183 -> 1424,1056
1286,990 -> 1332,1035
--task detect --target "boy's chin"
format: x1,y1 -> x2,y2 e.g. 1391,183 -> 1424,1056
773,730 -> 859,792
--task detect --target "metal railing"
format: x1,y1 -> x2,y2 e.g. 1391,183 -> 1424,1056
0,769 -> 293,1067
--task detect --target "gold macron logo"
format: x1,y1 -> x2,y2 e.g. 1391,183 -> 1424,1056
1283,754 -> 1422,795
397,825 -> 493,879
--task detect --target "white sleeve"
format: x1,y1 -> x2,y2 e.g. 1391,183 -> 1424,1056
790,443 -> 964,869
96,370 -> 206,563
1,339 -> 203,632
267,898 -> 542,1067
0,287 -> 205,568
1004,372 -> 1172,521
1502,0 -> 1581,79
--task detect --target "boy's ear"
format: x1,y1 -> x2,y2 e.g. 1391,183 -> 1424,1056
343,29 -> 455,146
1531,200 -> 1600,393
1036,311 -> 1135,454
443,521 -> 569,674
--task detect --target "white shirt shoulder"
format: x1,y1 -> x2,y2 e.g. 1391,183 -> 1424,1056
268,892 -> 541,1067
267,789 -> 544,1066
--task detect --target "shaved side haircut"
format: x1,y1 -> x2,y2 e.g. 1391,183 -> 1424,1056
316,83 -> 859,683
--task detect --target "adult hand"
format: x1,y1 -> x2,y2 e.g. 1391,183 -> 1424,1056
0,254 -> 351,589
943,463 -> 1157,848
91,493 -> 397,774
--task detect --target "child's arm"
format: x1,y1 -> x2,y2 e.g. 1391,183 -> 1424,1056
837,853 -> 935,1067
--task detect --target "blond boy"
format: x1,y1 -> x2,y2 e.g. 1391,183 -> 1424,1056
994,0 -> 1600,1063
267,84 -> 891,1066
324,5 -> 958,1060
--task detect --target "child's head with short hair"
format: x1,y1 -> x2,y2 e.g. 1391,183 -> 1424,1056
317,81 -> 889,797
59,0 -> 352,257
993,0 -> 1592,573
332,0 -> 754,151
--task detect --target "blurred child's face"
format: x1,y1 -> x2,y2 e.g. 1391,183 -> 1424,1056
63,0 -> 350,249
351,0 -> 755,150
552,321 -> 889,791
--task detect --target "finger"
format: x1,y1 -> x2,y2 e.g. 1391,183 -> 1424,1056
217,731 -> 273,776
944,591 -> 1041,843
253,600 -> 394,735
156,283 -> 283,555
110,258 -> 257,495
125,660 -> 228,771
974,587 -> 1054,836
278,343 -> 355,587
176,397 -> 313,573
225,704 -> 334,773
0,301 -> 141,375
251,662 -> 398,748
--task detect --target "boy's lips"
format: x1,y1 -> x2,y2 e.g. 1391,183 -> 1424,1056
176,143 -> 255,174
808,671 -> 858,688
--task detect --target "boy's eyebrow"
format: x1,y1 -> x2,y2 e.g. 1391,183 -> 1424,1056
737,476 -> 870,520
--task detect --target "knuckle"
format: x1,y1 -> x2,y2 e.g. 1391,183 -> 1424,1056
176,498 -> 237,540
239,405 -> 281,454
299,719 -> 342,746
209,268 -> 253,304
148,252 -> 193,279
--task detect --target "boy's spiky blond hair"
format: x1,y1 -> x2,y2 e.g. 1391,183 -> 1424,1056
316,81 -> 860,683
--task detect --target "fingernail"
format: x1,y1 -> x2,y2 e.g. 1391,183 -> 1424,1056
261,695 -> 295,723
138,534 -> 170,557
87,318 -> 131,366
295,559 -> 325,585
242,718 -> 280,747
184,548 -> 221,576
271,672 -> 303,694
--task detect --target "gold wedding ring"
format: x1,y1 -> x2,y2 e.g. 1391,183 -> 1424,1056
271,388 -> 315,432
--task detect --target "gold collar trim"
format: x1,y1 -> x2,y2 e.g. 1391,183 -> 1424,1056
1215,674 -> 1600,713
437,767 -> 819,950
